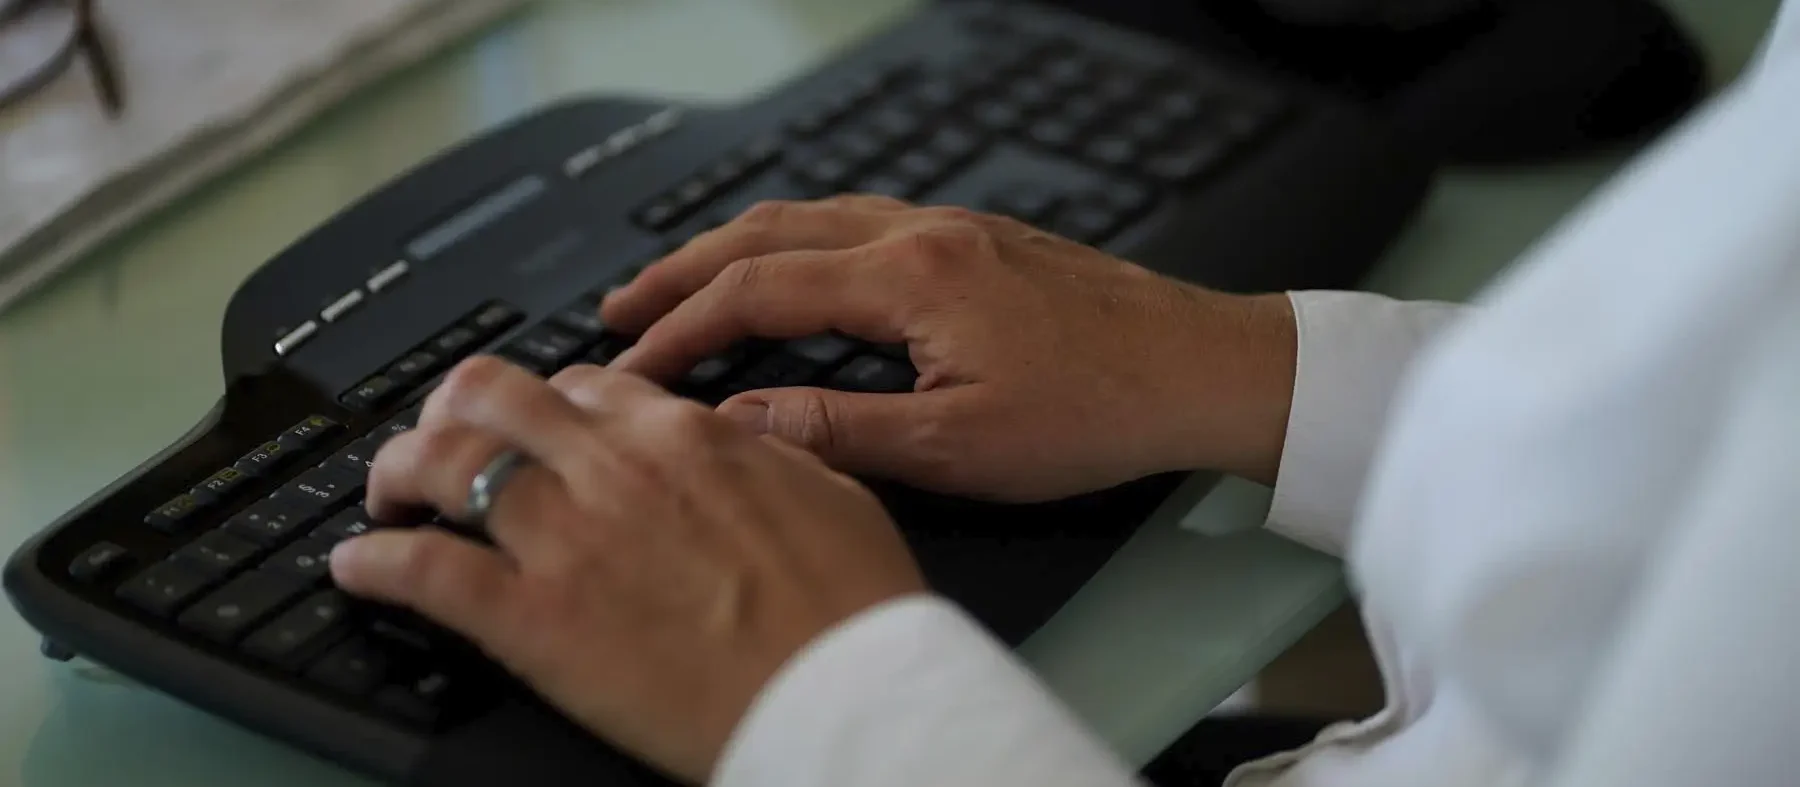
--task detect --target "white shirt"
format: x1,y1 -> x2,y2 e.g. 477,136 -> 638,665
712,5 -> 1800,786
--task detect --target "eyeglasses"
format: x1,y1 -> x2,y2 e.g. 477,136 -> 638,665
0,0 -> 122,115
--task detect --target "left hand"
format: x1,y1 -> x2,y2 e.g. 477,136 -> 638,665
329,356 -> 926,784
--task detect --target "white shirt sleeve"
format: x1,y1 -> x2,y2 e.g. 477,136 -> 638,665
712,594 -> 1143,787
1263,290 -> 1464,556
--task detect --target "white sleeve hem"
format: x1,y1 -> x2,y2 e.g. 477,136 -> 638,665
1264,290 -> 1465,556
711,594 -> 1141,787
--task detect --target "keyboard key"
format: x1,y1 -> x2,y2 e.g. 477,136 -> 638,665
145,493 -> 203,534
234,440 -> 292,477
551,302 -> 607,340
225,498 -> 311,546
1039,54 -> 1097,88
830,128 -> 887,165
1099,180 -> 1155,216
1007,78 -> 1055,112
892,150 -> 946,185
1146,138 -> 1231,183
243,590 -> 351,669
502,327 -> 587,371
263,536 -> 338,582
1026,118 -> 1081,150
722,353 -> 820,396
69,542 -> 130,583
386,350 -> 441,387
314,508 -> 377,543
985,185 -> 1063,225
177,570 -> 310,644
1123,111 -> 1174,146
1093,73 -> 1141,107
925,124 -> 983,166
1155,89 -> 1206,123
793,153 -> 856,193
683,354 -> 741,389
374,407 -> 420,441
117,560 -> 213,618
873,342 -> 911,361
341,374 -> 399,412
635,198 -> 683,231
868,105 -> 923,143
428,325 -> 481,357
1056,95 -> 1106,131
329,436 -> 381,477
971,100 -> 1024,132
858,174 -> 918,201
375,670 -> 457,725
469,303 -> 522,336
586,334 -> 637,366
190,467 -> 251,507
910,77 -> 961,111
306,637 -> 389,697
1049,200 -> 1124,246
282,415 -> 342,449
272,467 -> 362,517
829,356 -> 918,394
1085,136 -> 1140,169
175,529 -> 264,578
786,334 -> 858,366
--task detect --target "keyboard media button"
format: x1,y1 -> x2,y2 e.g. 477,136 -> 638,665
145,493 -> 203,534
341,375 -> 399,413
829,356 -> 918,394
469,303 -> 523,336
244,590 -> 351,669
177,569 -> 310,644
175,529 -> 264,578
314,508 -> 376,543
386,350 -> 441,387
69,542 -> 131,583
190,467 -> 250,507
117,560 -> 213,618
263,536 -> 337,582
429,325 -> 481,357
225,498 -> 311,546
306,637 -> 389,697
234,440 -> 291,477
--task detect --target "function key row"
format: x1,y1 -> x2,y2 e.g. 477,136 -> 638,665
339,301 -> 524,413
633,135 -> 786,232
145,415 -> 347,535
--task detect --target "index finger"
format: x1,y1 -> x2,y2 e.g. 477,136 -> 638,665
600,195 -> 905,333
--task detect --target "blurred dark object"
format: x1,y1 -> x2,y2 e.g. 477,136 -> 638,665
0,0 -> 123,115
1141,714 -> 1338,787
990,0 -> 1709,165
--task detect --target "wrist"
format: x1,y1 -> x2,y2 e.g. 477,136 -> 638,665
1150,289 -> 1298,486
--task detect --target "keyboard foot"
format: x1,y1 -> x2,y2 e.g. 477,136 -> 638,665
40,637 -> 74,662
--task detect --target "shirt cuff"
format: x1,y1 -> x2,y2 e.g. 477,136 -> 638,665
1265,290 -> 1464,556
712,594 -> 1141,787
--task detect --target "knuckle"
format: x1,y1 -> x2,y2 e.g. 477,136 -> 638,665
740,199 -> 798,227
791,392 -> 838,453
895,224 -> 984,279
719,256 -> 767,292
436,355 -> 511,412
657,400 -> 726,444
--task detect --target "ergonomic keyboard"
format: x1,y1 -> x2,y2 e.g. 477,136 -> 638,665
4,2 -> 1433,785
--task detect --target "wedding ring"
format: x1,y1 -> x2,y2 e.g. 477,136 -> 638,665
465,449 -> 528,524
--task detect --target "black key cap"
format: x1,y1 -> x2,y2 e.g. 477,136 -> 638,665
1093,73 -> 1141,107
868,105 -> 923,143
829,356 -> 918,394
831,128 -> 887,165
69,542 -> 130,583
243,590 -> 351,669
551,301 -> 607,340
190,466 -> 251,507
376,671 -> 456,725
1057,95 -> 1106,131
1155,89 -> 1206,123
175,529 -> 263,578
428,325 -> 481,357
793,154 -> 855,193
341,374 -> 399,412
1099,180 -> 1154,216
925,124 -> 983,166
1007,78 -> 1055,112
971,100 -> 1024,132
680,356 -> 735,391
786,334 -> 858,366
671,176 -> 715,209
282,415 -> 342,449
1049,200 -> 1123,245
314,508 -> 377,543
272,467 -> 362,517
635,197 -> 683,230
873,342 -> 910,361
1026,118 -> 1081,150
1085,136 -> 1140,169
857,174 -> 918,201
723,353 -> 820,396
329,436 -> 381,477
386,350 -> 441,387
1040,54 -> 1096,87
145,493 -> 203,534
375,407 -> 420,441
910,77 -> 960,111
307,637 -> 389,697
116,560 -> 213,618
1122,111 -> 1173,146
1145,138 -> 1232,183
985,185 -> 1063,225
177,570 -> 310,644
469,302 -> 522,336
234,439 -> 291,477
892,150 -> 945,185
586,334 -> 637,365
225,498 -> 311,546
263,536 -> 337,582
734,133 -> 784,170
503,327 -> 586,371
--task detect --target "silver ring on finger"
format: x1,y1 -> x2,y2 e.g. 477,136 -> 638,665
465,448 -> 530,525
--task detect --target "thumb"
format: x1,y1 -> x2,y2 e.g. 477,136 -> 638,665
718,387 -> 951,479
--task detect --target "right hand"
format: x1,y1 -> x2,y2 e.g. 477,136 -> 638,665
603,196 -> 1299,502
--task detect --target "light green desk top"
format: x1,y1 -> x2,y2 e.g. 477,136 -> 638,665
0,0 -> 1781,784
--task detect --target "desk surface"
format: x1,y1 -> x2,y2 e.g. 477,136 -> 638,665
0,0 -> 1781,784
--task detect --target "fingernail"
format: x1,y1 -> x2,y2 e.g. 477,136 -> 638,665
721,401 -> 770,434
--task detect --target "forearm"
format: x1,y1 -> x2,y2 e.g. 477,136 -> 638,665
713,595 -> 1143,787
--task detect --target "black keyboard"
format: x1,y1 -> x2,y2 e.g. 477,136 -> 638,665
3,3 -> 1433,785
